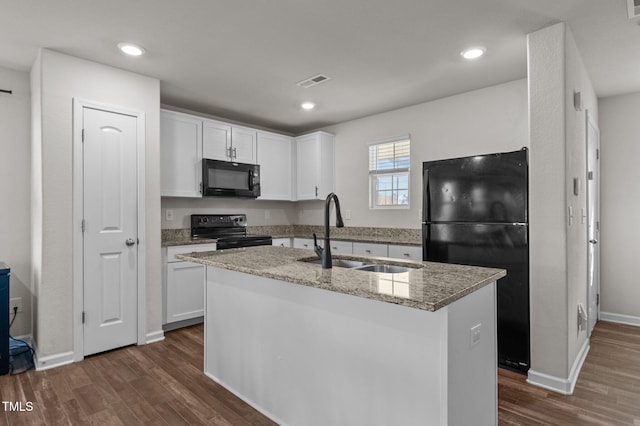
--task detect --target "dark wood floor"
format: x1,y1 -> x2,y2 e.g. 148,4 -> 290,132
0,320 -> 638,425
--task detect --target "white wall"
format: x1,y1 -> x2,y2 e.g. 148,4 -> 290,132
0,66 -> 32,337
317,79 -> 529,228
599,91 -> 640,323
31,49 -> 161,358
527,22 -> 596,390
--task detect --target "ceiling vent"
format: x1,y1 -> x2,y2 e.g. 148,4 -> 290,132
628,0 -> 640,18
296,74 -> 331,88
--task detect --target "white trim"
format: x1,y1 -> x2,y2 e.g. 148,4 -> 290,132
526,338 -> 590,395
600,312 -> 640,327
35,351 -> 74,371
72,98 -> 147,363
145,330 -> 165,344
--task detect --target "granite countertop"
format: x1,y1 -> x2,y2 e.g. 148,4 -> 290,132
177,246 -> 506,312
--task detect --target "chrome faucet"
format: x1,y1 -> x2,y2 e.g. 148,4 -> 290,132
313,192 -> 345,269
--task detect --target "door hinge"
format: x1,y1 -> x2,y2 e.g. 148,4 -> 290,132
596,294 -> 600,306
81,219 -> 86,233
596,149 -> 599,160
588,171 -> 594,180
82,311 -> 86,323
82,128 -> 85,142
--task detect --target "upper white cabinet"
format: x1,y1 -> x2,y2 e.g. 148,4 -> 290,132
295,132 -> 335,200
160,110 -> 203,197
257,131 -> 293,200
202,119 -> 257,164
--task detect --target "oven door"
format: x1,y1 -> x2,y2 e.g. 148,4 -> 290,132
202,159 -> 260,198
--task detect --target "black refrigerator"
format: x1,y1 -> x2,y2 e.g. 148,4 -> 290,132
422,148 -> 529,373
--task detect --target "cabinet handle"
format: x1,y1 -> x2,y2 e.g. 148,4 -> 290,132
365,249 -> 372,253
227,146 -> 232,159
315,186 -> 318,197
199,182 -> 203,194
280,243 -> 285,247
403,253 -> 411,257
233,147 -> 237,159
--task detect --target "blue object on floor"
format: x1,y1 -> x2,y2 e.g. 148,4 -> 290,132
9,336 -> 34,374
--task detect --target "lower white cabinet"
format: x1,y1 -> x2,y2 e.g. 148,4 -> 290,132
353,242 -> 388,257
388,244 -> 423,261
272,238 -> 292,248
163,243 -> 216,327
327,240 -> 353,254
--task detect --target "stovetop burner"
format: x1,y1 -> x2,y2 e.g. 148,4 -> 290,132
191,214 -> 272,249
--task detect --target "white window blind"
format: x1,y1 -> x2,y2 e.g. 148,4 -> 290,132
368,137 -> 410,208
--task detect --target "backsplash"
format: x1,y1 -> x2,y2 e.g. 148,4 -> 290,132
162,225 -> 421,246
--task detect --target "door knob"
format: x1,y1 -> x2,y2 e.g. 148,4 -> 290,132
125,238 -> 136,246
589,239 -> 598,244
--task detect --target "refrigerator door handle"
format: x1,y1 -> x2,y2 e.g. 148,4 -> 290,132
512,222 -> 528,226
422,169 -> 430,222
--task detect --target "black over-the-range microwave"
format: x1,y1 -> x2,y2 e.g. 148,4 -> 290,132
202,158 -> 261,198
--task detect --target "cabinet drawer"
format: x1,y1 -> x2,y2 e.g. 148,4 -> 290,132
353,242 -> 388,257
272,238 -> 292,248
327,240 -> 352,254
387,244 -> 422,261
293,238 -> 316,250
167,243 -> 217,262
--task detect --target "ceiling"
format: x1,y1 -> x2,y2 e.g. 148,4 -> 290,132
1,0 -> 639,134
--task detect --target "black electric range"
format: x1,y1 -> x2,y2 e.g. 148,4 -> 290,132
190,214 -> 272,249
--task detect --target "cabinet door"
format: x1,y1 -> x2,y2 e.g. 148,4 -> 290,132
388,244 -> 422,261
328,240 -> 353,254
231,126 -> 257,164
257,132 -> 293,200
166,262 -> 205,323
203,119 -> 232,161
353,242 -> 388,257
293,238 -> 317,250
160,110 -> 203,197
296,134 -> 322,200
296,132 -> 335,200
272,238 -> 292,248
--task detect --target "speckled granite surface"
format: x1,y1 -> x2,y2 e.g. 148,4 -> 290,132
177,246 -> 505,312
162,225 -> 421,247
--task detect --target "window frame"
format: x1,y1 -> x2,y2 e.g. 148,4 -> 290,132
368,135 -> 411,210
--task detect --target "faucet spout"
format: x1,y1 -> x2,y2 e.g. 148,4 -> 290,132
314,192 -> 344,269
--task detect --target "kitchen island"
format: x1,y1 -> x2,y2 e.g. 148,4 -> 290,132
178,246 -> 506,426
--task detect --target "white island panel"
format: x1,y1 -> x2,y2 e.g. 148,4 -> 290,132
205,266 -> 496,426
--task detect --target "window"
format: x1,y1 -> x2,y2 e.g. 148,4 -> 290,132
369,136 -> 410,208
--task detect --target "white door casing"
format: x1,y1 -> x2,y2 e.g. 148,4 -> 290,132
73,99 -> 146,361
586,110 -> 600,336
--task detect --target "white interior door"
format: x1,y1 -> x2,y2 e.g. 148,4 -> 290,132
586,110 -> 600,336
83,106 -> 138,356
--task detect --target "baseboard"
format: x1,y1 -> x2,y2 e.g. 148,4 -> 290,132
527,338 -> 590,395
162,316 -> 204,332
146,330 -> 165,344
600,312 -> 640,327
35,351 -> 74,371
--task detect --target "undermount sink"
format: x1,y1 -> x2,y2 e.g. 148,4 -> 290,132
299,257 -> 418,273
352,264 -> 415,274
303,258 -> 368,268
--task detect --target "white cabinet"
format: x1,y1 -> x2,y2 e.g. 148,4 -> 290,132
272,238 -> 292,248
203,119 -> 257,164
295,132 -> 335,200
388,244 -> 422,261
293,238 -> 317,250
353,242 -> 388,257
160,110 -> 203,197
257,131 -> 294,200
163,243 -> 216,327
327,240 -> 353,254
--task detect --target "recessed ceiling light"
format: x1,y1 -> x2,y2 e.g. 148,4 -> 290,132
118,42 -> 145,57
461,46 -> 486,60
301,102 -> 315,110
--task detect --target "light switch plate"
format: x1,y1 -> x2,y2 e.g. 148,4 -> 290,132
470,323 -> 481,348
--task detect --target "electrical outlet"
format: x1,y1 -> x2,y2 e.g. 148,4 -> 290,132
165,209 -> 174,221
265,210 -> 271,220
10,297 -> 22,313
469,323 -> 482,348
345,209 -> 351,220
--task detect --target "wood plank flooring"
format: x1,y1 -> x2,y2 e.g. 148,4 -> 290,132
0,320 -> 638,425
